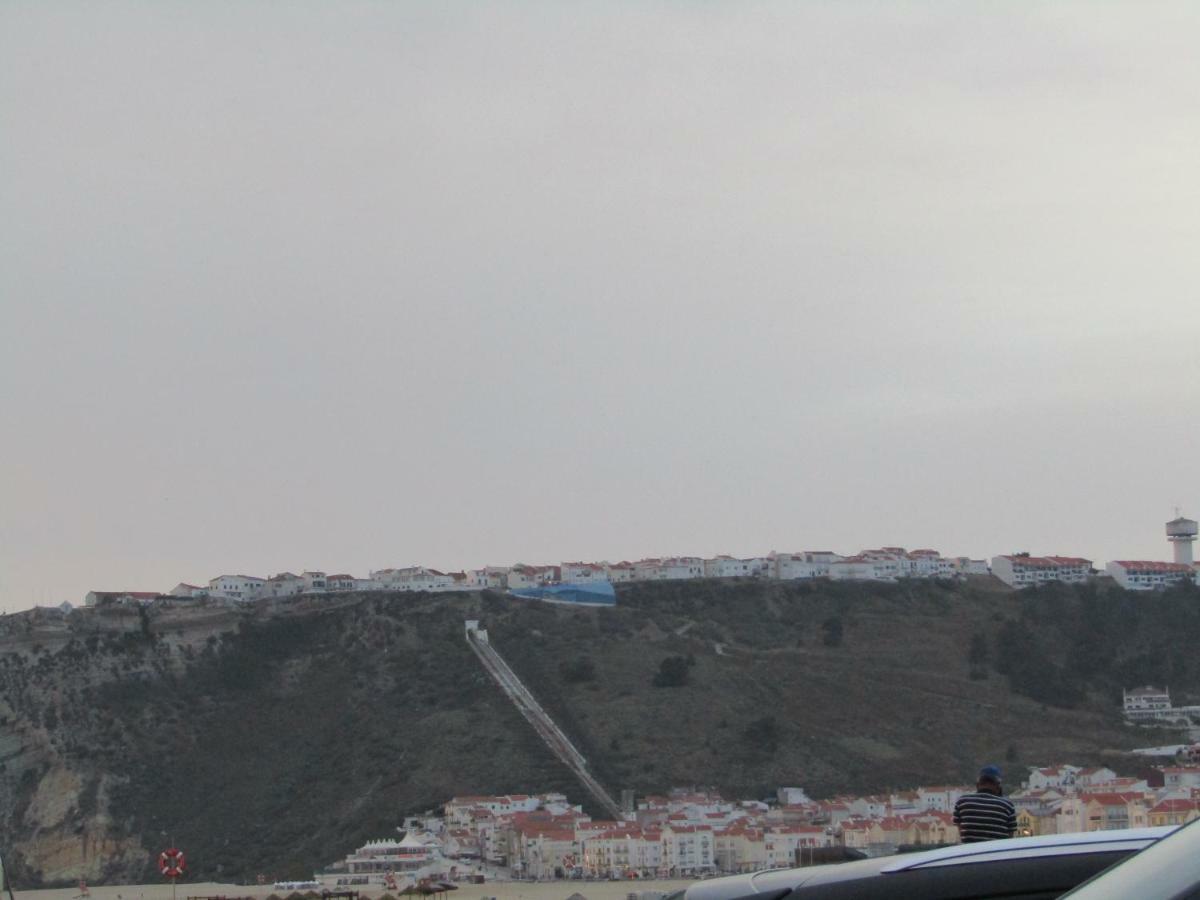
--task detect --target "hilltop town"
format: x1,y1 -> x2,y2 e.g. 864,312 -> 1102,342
325,760 -> 1200,886
81,514 -> 1200,609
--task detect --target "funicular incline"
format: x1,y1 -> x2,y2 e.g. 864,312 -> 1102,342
465,620 -> 623,820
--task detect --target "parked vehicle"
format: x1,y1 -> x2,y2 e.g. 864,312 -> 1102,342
684,827 -> 1173,900
1059,816 -> 1200,899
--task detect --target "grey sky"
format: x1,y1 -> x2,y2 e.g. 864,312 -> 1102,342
2,2 -> 1197,610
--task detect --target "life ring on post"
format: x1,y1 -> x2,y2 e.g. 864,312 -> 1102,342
159,847 -> 186,878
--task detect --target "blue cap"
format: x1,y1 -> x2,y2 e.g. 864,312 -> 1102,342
979,765 -> 1002,783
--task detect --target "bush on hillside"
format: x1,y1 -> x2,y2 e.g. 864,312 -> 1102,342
821,617 -> 844,647
559,657 -> 596,683
653,656 -> 690,687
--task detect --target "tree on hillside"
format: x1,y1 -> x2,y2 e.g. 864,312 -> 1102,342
653,656 -> 690,687
968,632 -> 990,679
559,656 -> 596,683
821,617 -> 844,647
742,716 -> 780,753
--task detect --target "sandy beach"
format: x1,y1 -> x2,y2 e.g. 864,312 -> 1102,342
13,881 -> 697,900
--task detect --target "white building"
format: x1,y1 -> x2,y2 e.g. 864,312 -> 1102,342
560,562 -> 612,584
904,549 -> 945,578
1124,686 -> 1173,720
464,566 -> 510,589
828,556 -> 892,581
208,574 -> 266,602
777,787 -> 813,806
302,571 -> 328,592
763,825 -> 833,868
703,556 -> 770,578
168,583 -> 208,598
659,824 -> 715,876
1026,766 -> 1081,791
772,551 -> 842,580
506,565 -> 559,590
326,573 -> 357,591
1107,560 -> 1197,591
581,826 -> 659,878
916,785 -> 966,813
370,566 -> 465,592
950,557 -> 990,576
343,833 -> 441,877
266,572 -> 306,597
991,555 -> 1092,588
606,562 -> 636,582
85,590 -> 161,606
633,557 -> 705,581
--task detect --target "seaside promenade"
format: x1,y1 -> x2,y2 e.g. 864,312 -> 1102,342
16,880 -> 697,900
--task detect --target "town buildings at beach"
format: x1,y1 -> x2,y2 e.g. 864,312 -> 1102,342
326,763 -> 1200,884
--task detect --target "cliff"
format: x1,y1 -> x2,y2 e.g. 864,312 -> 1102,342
0,577 -> 1193,886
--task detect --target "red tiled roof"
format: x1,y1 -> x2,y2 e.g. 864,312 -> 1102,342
1151,799 -> 1200,813
999,555 -> 1090,567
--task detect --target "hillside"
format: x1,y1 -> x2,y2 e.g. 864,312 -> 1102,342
0,577 -> 1196,887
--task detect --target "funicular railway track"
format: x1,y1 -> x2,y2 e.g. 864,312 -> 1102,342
465,621 -> 623,820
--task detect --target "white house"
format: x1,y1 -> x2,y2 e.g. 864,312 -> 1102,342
772,551 -> 841,580
991,555 -> 1091,588
507,564 -> 559,590
862,548 -> 909,573
703,556 -> 770,579
266,572 -> 306,597
951,557 -> 990,576
464,566 -> 510,589
1075,767 -> 1119,788
302,571 -> 328,592
916,785 -> 967,813
371,566 -> 462,592
85,590 -> 161,606
633,558 -> 704,581
168,583 -> 208,598
560,562 -> 612,583
777,787 -> 813,806
1027,765 -> 1081,791
326,573 -> 357,591
1107,560 -> 1197,591
208,575 -> 266,602
1161,767 -> 1200,790
606,562 -> 636,582
847,795 -> 890,818
904,549 -> 945,578
828,556 -> 893,581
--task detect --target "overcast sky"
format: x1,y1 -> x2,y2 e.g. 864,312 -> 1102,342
2,2 -> 1198,611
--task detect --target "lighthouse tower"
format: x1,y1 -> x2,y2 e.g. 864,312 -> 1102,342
1166,514 -> 1199,566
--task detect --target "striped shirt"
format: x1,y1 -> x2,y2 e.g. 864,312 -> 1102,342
953,790 -> 1017,843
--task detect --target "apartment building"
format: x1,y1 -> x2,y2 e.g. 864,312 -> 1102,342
991,554 -> 1092,588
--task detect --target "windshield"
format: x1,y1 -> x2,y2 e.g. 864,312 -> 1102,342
1061,819 -> 1200,899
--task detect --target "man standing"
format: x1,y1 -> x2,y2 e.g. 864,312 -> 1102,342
954,765 -> 1017,843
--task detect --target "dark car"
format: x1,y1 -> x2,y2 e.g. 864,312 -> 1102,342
685,827 -> 1173,900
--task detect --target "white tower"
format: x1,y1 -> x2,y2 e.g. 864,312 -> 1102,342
1166,515 -> 1198,566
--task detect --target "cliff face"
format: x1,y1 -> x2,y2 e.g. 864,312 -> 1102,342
0,578 -> 1195,886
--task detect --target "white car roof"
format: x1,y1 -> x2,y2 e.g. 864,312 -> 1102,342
878,826 -> 1174,873
684,827 -> 1174,900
